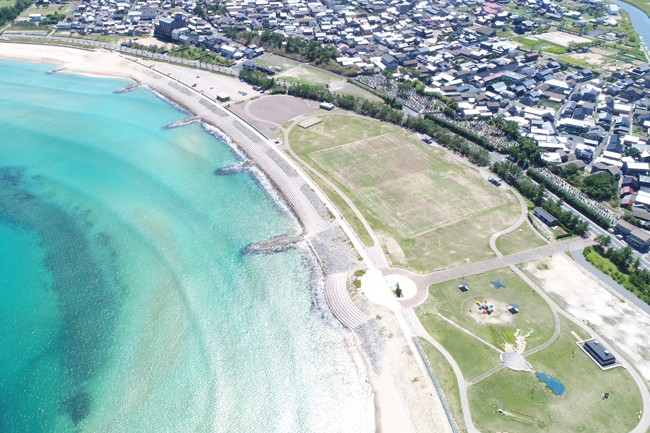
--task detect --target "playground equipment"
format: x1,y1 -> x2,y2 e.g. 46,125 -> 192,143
476,299 -> 494,314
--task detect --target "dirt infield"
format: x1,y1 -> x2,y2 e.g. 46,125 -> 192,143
229,95 -> 318,137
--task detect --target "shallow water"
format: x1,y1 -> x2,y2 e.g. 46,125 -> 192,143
0,59 -> 373,432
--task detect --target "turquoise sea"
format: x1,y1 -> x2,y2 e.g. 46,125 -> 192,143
0,59 -> 373,432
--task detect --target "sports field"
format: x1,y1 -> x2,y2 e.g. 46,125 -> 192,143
469,317 -> 642,433
290,115 -> 520,272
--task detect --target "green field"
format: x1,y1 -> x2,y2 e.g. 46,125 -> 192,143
419,267 -> 556,351
419,338 -> 467,433
0,0 -> 16,7
468,317 -> 643,433
289,116 -> 520,272
276,63 -> 383,102
419,313 -> 502,380
495,223 -> 547,256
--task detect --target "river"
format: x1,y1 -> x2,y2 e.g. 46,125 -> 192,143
609,0 -> 650,54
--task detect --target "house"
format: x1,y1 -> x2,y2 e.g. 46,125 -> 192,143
381,54 -> 398,70
625,162 -> 649,176
221,45 -> 238,57
583,339 -> 616,367
606,4 -> 619,15
534,207 -> 557,226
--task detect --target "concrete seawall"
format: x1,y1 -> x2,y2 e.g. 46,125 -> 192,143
136,68 -> 370,330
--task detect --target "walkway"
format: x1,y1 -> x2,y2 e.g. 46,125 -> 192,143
390,237 -> 594,308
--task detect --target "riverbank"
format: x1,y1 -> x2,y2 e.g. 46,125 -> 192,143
0,42 -> 453,433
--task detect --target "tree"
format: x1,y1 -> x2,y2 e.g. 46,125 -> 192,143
596,234 -> 612,248
625,147 -> 641,159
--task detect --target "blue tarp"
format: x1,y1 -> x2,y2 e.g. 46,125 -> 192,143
536,371 -> 566,395
491,279 -> 505,288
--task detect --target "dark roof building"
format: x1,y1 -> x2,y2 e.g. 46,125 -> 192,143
583,339 -> 616,367
534,207 -> 557,226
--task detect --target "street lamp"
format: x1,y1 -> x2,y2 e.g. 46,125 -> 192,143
532,383 -> 537,400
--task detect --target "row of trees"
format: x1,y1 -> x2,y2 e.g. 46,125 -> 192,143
238,72 -> 492,166
0,0 -> 33,27
425,113 -> 495,151
492,161 -> 546,205
239,70 -> 275,90
528,168 -> 611,229
541,198 -> 590,236
592,237 -> 650,303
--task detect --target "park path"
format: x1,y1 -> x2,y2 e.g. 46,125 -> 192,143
390,237 -> 594,308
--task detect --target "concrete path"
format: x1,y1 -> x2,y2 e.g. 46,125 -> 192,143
391,237 -> 594,308
401,309 -> 480,433
488,187 -> 529,257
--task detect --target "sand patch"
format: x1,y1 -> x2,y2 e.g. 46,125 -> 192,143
536,31 -> 592,47
523,254 -> 650,382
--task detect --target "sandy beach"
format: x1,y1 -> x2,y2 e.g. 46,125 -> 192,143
0,42 -> 453,433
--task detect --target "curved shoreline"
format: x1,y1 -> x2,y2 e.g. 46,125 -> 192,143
0,43 -> 394,430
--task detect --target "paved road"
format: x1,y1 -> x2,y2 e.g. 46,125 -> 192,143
390,237 -> 594,308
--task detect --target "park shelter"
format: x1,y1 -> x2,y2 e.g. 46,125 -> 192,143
533,207 -> 557,227
508,302 -> 519,314
217,93 -> 231,102
459,280 -> 469,292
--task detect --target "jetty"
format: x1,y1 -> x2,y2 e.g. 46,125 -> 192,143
138,74 -> 369,330
114,83 -> 142,93
164,115 -> 200,129
214,160 -> 254,175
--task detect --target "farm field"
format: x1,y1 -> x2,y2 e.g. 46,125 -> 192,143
495,222 -> 547,256
290,116 -> 519,272
468,317 -> 642,433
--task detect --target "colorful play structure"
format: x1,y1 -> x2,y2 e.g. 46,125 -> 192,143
476,299 -> 494,314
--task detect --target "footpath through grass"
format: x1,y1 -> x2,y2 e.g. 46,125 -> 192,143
495,222 -> 547,256
468,316 -> 642,433
418,338 -> 467,433
418,313 -> 501,381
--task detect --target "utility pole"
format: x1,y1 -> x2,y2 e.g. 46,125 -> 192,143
532,383 -> 537,400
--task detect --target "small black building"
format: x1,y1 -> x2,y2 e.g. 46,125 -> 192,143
584,339 -> 616,367
534,207 -> 557,227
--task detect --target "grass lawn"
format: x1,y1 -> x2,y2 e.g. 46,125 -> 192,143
557,54 -> 593,68
254,53 -> 300,71
277,64 -> 383,102
419,338 -> 467,433
468,317 -> 643,433
419,267 -> 556,351
495,223 -> 547,256
0,0 -> 16,7
289,116 -> 520,272
419,313 -> 502,380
